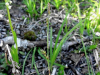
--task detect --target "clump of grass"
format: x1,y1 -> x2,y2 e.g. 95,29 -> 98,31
23,0 -> 49,19
52,0 -> 62,10
23,0 -> 38,18
38,3 -> 87,75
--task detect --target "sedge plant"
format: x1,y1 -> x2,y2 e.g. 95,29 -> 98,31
38,0 -> 100,74
50,17 -> 86,70
38,3 -> 87,74
5,0 -> 19,64
46,2 -> 51,75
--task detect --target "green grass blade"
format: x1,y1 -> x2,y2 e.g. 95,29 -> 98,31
51,18 -> 86,68
32,47 -> 36,68
54,3 -> 75,51
11,45 -> 19,64
31,47 -> 40,75
81,37 -> 91,75
40,0 -> 43,15
58,66 -> 64,75
22,49 -> 32,75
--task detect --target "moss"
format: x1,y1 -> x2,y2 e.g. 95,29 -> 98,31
24,31 -> 37,41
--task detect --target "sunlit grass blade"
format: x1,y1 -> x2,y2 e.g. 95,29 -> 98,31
12,31 -> 19,63
54,3 -> 75,51
11,45 -> 19,64
51,34 -> 72,67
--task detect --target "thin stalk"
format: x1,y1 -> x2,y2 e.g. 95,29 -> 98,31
46,2 -> 50,75
40,0 -> 43,15
50,27 -> 52,60
81,35 -> 91,75
5,1 -> 18,50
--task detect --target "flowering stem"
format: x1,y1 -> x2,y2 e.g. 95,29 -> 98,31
5,0 -> 13,32
5,0 -> 19,63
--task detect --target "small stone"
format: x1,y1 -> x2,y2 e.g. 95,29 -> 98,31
16,29 -> 20,34
83,30 -> 88,36
1,35 -> 5,38
22,56 -> 26,59
43,63 -> 46,68
30,69 -> 35,73
42,30 -> 45,35
52,29 -> 55,32
27,48 -> 30,51
25,68 -> 30,75
9,33 -> 13,36
38,56 -> 41,60
5,26 -> 10,28
2,29 -> 6,32
19,59 -> 23,64
1,32 -> 6,35
39,34 -> 42,37
0,33 -> 1,38
17,25 -> 20,29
